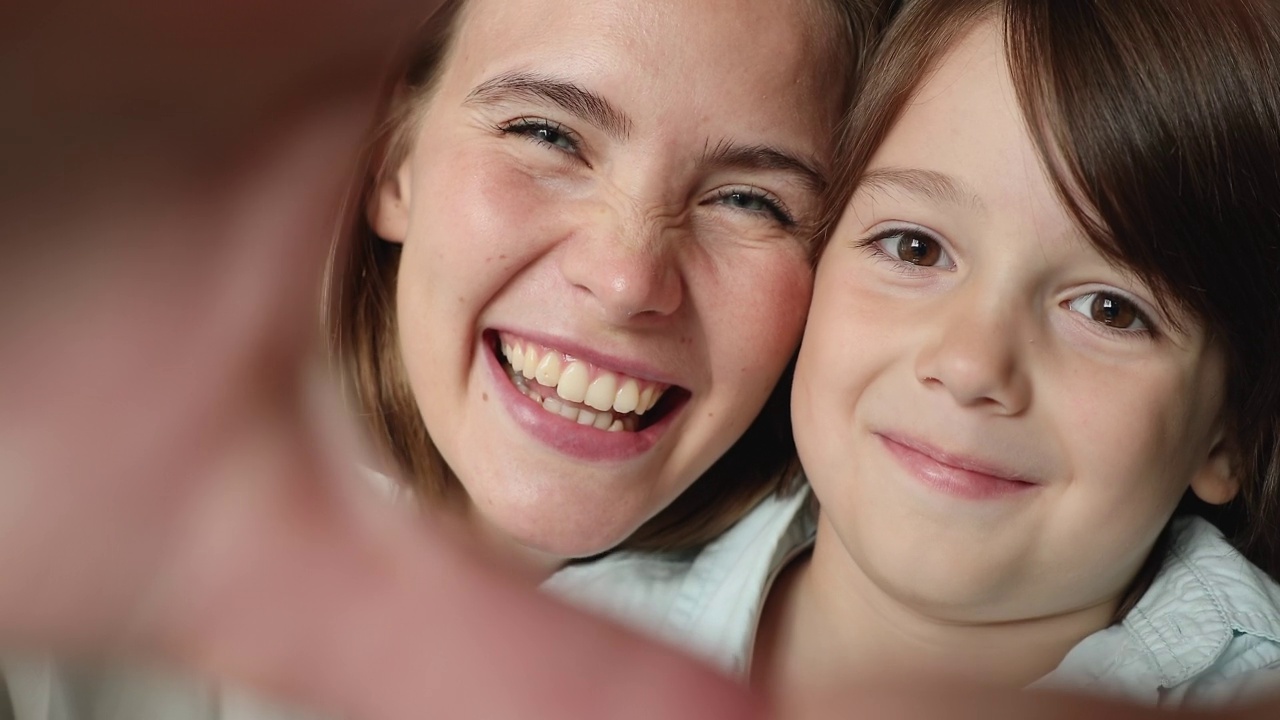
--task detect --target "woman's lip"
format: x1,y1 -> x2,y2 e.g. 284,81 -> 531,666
482,337 -> 683,462
877,432 -> 1037,500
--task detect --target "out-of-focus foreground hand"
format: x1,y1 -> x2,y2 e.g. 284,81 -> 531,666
0,3 -> 761,719
0,0 -> 432,657
2,3 -> 1277,720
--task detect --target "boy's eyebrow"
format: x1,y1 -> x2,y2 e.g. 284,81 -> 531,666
702,140 -> 828,195
859,167 -> 985,211
466,71 -> 633,141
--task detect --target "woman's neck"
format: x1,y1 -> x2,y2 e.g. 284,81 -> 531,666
751,513 -> 1119,707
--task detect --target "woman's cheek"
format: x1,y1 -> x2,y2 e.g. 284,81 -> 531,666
708,248 -> 813,386
416,155 -> 569,280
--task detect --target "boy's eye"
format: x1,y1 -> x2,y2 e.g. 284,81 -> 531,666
1067,292 -> 1149,331
877,230 -> 953,268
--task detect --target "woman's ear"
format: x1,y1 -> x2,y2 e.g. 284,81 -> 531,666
1189,433 -> 1240,506
368,160 -> 412,244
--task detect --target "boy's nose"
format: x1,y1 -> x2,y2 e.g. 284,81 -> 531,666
558,208 -> 684,324
914,290 -> 1031,415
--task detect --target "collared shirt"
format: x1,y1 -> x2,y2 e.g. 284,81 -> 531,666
546,484 -> 1280,708
545,486 -> 816,677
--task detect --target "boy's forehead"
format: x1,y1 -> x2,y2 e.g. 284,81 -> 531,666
863,22 -> 1041,214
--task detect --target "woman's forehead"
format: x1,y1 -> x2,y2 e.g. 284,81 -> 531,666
436,0 -> 844,149
451,0 -> 838,100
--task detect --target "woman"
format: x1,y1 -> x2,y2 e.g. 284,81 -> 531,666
328,0 -> 880,571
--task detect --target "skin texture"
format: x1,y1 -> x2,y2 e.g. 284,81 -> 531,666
770,19 -> 1237,697
373,0 -> 838,568
2,1 -> 1277,718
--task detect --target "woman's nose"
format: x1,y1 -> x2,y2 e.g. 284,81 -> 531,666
913,288 -> 1032,415
558,207 -> 684,324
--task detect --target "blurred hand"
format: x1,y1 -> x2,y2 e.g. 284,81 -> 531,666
0,3 -> 760,718
1,0 -> 414,651
1,3 -> 1275,719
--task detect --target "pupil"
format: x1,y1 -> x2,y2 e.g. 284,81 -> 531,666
901,236 -> 937,265
1092,295 -> 1135,327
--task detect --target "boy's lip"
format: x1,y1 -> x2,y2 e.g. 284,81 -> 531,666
876,431 -> 1038,500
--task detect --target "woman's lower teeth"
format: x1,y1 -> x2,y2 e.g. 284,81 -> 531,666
511,372 -> 631,432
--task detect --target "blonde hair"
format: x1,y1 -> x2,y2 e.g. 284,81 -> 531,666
326,0 -> 891,551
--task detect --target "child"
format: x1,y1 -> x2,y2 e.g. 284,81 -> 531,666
549,0 -> 1280,709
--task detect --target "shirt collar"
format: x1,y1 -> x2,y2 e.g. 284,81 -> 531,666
1121,516 -> 1280,686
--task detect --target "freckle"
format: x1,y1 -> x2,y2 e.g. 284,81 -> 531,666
499,254 -> 508,260
483,393 -> 489,402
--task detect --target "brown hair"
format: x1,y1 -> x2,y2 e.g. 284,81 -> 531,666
828,0 -> 1280,611
326,0 -> 892,551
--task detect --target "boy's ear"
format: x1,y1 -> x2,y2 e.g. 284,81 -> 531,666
1189,434 -> 1240,506
368,160 -> 412,244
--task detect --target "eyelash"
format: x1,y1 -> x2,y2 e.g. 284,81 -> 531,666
707,187 -> 797,227
498,117 -> 583,156
856,226 -> 1162,339
1064,290 -> 1160,339
500,118 -> 797,228
856,226 -> 951,277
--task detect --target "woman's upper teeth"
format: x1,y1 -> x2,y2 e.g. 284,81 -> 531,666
500,337 -> 666,415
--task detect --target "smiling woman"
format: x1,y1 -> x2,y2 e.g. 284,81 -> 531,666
328,0 -> 884,571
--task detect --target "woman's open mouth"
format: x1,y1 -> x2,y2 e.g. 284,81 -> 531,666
490,331 -> 686,433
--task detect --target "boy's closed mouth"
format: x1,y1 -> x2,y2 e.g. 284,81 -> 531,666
876,431 -> 1039,501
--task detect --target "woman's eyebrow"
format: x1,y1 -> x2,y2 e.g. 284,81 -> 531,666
466,71 -> 633,140
859,167 -> 985,211
703,140 -> 827,194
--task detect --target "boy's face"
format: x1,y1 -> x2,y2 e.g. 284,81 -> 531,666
372,0 -> 840,563
793,21 -> 1236,624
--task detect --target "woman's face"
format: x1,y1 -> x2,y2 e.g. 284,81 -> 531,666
375,0 -> 840,564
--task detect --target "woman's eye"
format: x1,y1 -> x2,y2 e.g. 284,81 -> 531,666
876,230 -> 952,268
501,118 -> 579,154
724,191 -> 770,213
710,188 -> 796,227
1067,292 -> 1150,332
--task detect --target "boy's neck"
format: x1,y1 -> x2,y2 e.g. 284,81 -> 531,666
751,513 -> 1120,706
